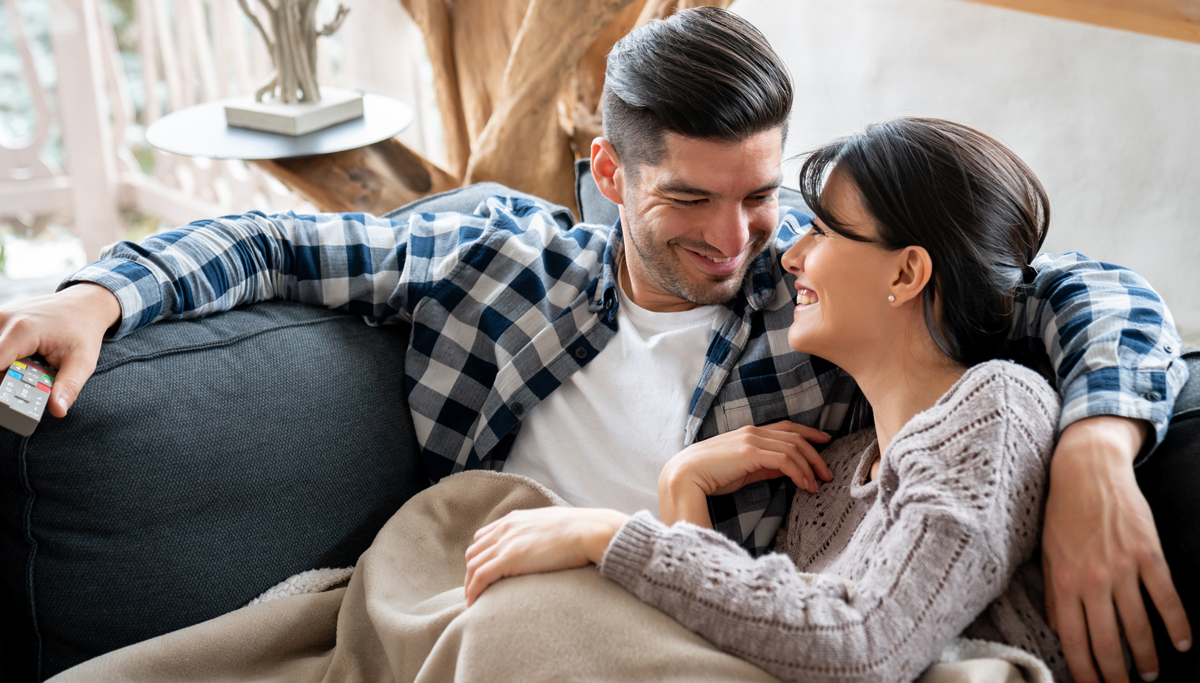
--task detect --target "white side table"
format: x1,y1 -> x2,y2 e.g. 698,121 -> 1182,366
144,94 -> 455,216
145,93 -> 414,160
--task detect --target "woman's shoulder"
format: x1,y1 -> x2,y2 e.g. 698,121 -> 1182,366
888,360 -> 1060,497
935,359 -> 1060,431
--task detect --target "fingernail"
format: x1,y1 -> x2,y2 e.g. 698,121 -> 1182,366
1141,670 -> 1158,682
1178,639 -> 1191,652
56,397 -> 69,414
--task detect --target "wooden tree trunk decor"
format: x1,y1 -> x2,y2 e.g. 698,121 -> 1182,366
254,0 -> 733,218
236,0 -> 350,103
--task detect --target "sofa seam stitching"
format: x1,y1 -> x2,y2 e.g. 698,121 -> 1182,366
18,436 -> 43,682
92,314 -> 359,375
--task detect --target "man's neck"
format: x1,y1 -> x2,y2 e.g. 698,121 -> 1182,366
618,251 -> 699,313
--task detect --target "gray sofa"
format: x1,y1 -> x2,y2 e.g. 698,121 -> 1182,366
2,167 -> 1197,682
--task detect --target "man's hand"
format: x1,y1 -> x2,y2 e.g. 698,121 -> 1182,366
1042,416 -> 1192,683
0,284 -> 121,417
463,507 -> 628,606
658,421 -> 832,527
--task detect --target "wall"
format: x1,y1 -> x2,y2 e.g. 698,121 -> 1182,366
732,0 -> 1200,347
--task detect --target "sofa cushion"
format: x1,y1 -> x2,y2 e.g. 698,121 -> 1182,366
573,158 -> 810,226
0,302 -> 425,681
1137,350 -> 1200,680
0,181 -> 564,682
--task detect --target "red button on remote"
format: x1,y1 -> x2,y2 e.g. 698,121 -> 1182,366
37,383 -> 51,393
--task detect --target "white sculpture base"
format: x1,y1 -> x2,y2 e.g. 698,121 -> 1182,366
224,88 -> 365,136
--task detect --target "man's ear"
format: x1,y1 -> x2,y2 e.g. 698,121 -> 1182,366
889,246 -> 934,306
591,138 -> 625,206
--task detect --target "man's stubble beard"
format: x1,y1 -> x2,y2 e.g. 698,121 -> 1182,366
623,211 -> 771,307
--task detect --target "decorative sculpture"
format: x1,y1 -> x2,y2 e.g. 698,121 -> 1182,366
236,0 -> 350,104
225,0 -> 361,136
253,0 -> 736,208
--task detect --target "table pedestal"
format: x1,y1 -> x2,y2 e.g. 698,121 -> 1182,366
253,138 -> 459,215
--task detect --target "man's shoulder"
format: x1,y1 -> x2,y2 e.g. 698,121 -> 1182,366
404,194 -> 611,244
774,205 -> 813,247
400,193 -> 617,298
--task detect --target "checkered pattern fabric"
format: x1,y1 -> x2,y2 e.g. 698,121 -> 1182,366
65,194 -> 1187,556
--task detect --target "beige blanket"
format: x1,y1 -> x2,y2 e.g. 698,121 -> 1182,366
51,471 -> 1045,683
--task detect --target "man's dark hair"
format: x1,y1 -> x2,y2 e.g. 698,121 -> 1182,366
799,117 -> 1051,367
602,6 -> 793,173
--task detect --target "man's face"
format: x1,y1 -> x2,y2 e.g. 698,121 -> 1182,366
616,128 -> 783,311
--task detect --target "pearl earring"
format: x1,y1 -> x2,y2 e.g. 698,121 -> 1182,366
888,295 -> 895,302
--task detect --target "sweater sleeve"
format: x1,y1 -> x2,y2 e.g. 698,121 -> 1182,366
599,362 -> 1060,683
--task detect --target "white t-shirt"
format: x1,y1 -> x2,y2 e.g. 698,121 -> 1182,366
502,277 -> 720,517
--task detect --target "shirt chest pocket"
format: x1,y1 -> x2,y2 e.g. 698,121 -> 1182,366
709,361 -> 832,435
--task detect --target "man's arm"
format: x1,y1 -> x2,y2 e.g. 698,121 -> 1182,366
0,283 -> 120,417
62,210 -> 426,340
1015,252 -> 1191,683
0,206 -> 490,417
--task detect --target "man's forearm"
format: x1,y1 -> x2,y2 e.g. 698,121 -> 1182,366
1018,252 -> 1186,459
68,282 -> 122,334
1054,416 -> 1150,470
1042,413 -> 1191,683
62,210 -> 413,340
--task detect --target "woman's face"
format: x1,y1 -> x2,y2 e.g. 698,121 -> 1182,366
781,172 -> 900,363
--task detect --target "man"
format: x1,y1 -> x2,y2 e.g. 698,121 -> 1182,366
0,7 -> 1188,682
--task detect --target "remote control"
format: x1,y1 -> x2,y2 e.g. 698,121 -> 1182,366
0,356 -> 56,437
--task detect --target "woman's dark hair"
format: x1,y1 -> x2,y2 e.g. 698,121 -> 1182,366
602,6 -> 793,173
798,118 -> 1050,366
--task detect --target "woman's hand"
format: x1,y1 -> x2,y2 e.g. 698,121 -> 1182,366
658,421 -> 832,527
464,507 -> 629,606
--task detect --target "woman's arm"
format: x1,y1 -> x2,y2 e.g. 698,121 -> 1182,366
658,421 -> 833,526
463,420 -> 832,603
600,510 -> 989,683
464,507 -> 629,606
599,364 -> 1060,683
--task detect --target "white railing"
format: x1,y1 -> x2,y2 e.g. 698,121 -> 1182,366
1,0 -> 438,262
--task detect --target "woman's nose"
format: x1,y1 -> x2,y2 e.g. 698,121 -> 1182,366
781,231 -> 812,275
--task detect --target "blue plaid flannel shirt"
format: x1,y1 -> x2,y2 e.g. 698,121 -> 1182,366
65,194 -> 1189,556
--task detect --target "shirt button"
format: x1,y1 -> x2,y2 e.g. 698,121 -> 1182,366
574,347 -> 587,359
1164,344 -> 1174,353
1145,392 -> 1162,401
512,402 -> 524,415
604,298 -> 614,310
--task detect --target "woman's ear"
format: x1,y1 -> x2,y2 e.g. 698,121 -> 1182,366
888,246 -> 933,306
590,138 -> 625,206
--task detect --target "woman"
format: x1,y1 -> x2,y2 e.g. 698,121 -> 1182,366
464,117 -> 1071,682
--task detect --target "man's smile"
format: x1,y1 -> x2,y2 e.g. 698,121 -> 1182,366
679,245 -> 744,276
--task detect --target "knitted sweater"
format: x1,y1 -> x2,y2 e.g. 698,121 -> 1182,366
599,360 -> 1069,682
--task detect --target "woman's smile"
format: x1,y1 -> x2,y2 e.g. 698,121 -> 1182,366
795,286 -> 819,307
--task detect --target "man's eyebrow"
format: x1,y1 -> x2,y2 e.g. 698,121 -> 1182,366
749,178 -> 783,195
657,177 -> 783,197
657,180 -> 714,196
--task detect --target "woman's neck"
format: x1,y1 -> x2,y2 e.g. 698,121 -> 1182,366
846,326 -> 967,456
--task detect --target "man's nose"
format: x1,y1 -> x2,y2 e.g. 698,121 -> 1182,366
707,203 -> 753,257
